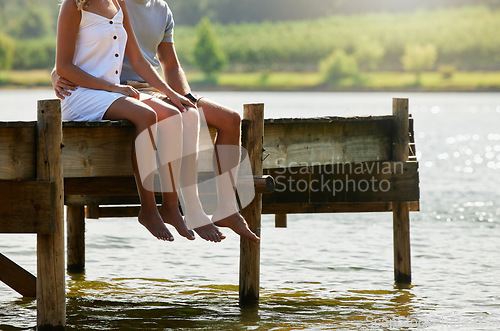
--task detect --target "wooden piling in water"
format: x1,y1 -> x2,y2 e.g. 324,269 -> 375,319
0,97 -> 420,324
36,99 -> 66,329
392,98 -> 412,284
239,103 -> 264,305
67,205 -> 85,273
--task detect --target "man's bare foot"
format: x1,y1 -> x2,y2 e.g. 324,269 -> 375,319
213,212 -> 260,243
159,206 -> 195,240
138,208 -> 174,241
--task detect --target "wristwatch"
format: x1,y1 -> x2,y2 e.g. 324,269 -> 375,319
184,92 -> 198,104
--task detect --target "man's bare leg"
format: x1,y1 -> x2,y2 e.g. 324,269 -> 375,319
178,107 -> 225,242
149,97 -> 225,242
200,98 -> 260,242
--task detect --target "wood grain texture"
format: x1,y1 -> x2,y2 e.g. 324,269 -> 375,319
274,214 -> 287,228
263,117 -> 393,169
36,99 -> 66,329
67,205 -> 85,273
264,161 -> 419,204
392,98 -> 412,285
0,124 -> 36,180
0,253 -> 36,297
0,180 -> 55,233
262,201 -> 419,214
239,103 -> 264,305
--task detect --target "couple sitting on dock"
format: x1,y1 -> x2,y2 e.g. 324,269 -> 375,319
52,0 -> 259,243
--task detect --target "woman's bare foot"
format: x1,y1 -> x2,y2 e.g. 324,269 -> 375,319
185,211 -> 226,242
138,208 -> 174,241
159,206 -> 195,240
192,223 -> 226,242
213,211 -> 260,243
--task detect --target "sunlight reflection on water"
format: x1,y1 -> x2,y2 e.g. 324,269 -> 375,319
0,90 -> 499,330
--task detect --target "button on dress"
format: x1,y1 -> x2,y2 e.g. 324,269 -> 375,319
61,3 -> 148,121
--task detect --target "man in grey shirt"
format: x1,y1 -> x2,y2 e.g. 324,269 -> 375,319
52,0 -> 259,243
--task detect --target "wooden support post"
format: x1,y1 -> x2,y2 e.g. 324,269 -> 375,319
36,99 -> 65,329
239,103 -> 264,305
275,214 -> 287,228
85,205 -> 100,219
392,98 -> 411,285
67,205 -> 85,273
0,253 -> 36,297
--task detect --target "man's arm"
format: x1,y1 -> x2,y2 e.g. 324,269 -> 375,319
157,41 -> 191,95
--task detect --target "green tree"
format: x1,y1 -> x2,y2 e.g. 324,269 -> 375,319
319,49 -> 360,86
13,38 -> 56,70
7,6 -> 52,39
401,44 -> 438,85
192,17 -> 227,78
353,41 -> 385,71
0,33 -> 15,70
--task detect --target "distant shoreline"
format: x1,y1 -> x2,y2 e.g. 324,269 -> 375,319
1,70 -> 500,93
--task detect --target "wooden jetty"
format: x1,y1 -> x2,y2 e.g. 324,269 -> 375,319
0,98 -> 419,328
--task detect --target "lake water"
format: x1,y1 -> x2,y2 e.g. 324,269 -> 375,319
0,90 -> 499,330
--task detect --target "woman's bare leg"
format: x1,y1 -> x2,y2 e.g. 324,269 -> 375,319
103,97 -> 173,241
141,98 -> 194,240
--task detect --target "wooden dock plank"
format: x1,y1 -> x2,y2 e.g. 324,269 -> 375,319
0,125 -> 36,180
264,161 -> 419,205
262,201 -> 419,214
263,117 -> 393,169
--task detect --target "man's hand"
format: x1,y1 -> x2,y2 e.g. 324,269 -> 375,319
51,69 -> 77,99
166,91 -> 196,113
110,84 -> 140,99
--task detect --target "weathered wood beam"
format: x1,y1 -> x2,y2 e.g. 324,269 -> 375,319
263,161 -> 419,205
392,98 -> 412,285
262,201 -> 419,214
0,123 -> 36,180
274,214 -> 287,228
239,103 -> 264,305
67,205 -> 85,273
0,180 -> 55,234
36,99 -> 65,329
263,116 -> 394,169
0,253 -> 36,297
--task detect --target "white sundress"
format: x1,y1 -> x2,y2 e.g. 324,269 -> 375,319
61,1 -> 147,121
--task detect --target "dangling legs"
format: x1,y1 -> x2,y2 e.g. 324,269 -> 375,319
141,98 -> 195,240
145,98 -> 224,242
200,99 -> 260,242
103,97 -> 173,241
178,107 -> 225,242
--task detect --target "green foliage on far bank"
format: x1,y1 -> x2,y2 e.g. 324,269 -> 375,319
2,69 -> 500,92
0,33 -> 15,70
174,6 -> 500,73
192,18 -> 227,78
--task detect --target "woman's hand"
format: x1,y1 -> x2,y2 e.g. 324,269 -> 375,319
51,70 -> 77,100
110,84 -> 140,99
166,91 -> 196,112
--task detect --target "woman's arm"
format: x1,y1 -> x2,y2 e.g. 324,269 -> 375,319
56,0 -> 138,98
119,0 -> 194,111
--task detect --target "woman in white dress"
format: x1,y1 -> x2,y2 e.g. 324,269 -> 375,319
56,0 -> 225,242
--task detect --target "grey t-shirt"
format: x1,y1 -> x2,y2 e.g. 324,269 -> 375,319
121,0 -> 174,83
